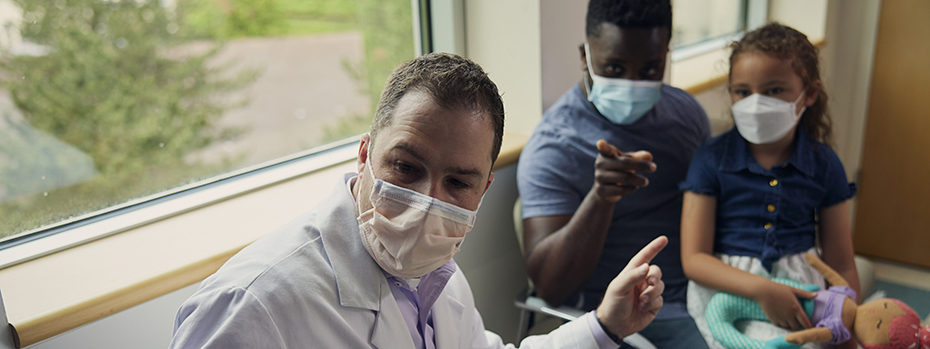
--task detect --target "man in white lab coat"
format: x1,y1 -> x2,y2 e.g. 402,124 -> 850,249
170,52 -> 667,348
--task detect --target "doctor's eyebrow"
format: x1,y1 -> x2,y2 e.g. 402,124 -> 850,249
390,143 -> 426,163
446,166 -> 483,179
390,143 -> 483,179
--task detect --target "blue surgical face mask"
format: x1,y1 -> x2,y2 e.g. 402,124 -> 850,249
584,43 -> 662,125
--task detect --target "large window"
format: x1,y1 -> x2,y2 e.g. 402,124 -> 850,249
0,0 -> 416,244
671,0 -> 766,61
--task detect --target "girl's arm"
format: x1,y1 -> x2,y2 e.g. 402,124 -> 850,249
681,191 -> 817,330
819,200 -> 861,302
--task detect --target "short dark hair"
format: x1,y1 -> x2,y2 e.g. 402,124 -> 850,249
370,52 -> 505,165
585,0 -> 672,39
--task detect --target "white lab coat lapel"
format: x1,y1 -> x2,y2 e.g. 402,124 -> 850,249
318,175 -> 415,348
371,278 -> 416,348
432,290 -> 465,348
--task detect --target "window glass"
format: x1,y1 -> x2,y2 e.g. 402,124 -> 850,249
0,0 -> 415,239
671,0 -> 745,49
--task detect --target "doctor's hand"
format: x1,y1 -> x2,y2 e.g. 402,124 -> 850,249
593,140 -> 655,203
596,235 -> 667,339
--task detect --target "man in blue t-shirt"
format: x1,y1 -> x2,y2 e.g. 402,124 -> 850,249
517,1 -> 710,348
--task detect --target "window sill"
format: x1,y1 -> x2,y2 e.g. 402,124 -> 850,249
0,132 -> 528,347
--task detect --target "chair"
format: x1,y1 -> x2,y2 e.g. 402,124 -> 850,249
512,198 -> 656,348
0,290 -> 17,349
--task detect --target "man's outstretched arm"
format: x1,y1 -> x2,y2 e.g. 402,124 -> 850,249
523,140 -> 655,306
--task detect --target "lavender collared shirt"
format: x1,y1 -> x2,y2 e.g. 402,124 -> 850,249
347,173 -> 618,348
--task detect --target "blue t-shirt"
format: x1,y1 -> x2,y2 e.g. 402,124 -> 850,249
679,128 -> 856,271
517,84 -> 710,319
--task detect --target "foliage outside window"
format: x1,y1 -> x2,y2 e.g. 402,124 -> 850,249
0,0 -> 414,239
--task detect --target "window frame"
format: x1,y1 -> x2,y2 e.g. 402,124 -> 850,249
0,138 -> 360,269
670,0 -> 768,62
0,0 -> 439,269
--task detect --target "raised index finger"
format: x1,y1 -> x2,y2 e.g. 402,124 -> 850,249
596,139 -> 623,158
601,156 -> 657,173
626,236 -> 668,269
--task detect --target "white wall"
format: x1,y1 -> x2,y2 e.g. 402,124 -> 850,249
465,1 -> 542,136
26,284 -> 197,349
540,0 -> 588,110
820,0 -> 881,181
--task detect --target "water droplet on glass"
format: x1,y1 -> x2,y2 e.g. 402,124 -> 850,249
159,142 -> 164,148
114,38 -> 128,49
41,175 -> 46,180
294,108 -> 307,120
43,192 -> 48,196
166,22 -> 179,34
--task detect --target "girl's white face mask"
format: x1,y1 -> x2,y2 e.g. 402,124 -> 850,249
731,89 -> 807,144
356,158 -> 482,278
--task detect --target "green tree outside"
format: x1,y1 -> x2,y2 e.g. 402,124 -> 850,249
0,0 -> 414,238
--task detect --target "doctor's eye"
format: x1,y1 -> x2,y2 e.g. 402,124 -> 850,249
393,162 -> 418,175
447,178 -> 471,190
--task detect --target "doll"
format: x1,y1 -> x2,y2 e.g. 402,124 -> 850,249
706,253 -> 929,349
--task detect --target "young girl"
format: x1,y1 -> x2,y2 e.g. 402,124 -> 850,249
679,23 -> 860,349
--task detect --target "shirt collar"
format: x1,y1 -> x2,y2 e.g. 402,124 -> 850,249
384,260 -> 457,312
718,128 -> 816,177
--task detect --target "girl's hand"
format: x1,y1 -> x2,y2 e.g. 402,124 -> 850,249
755,281 -> 817,330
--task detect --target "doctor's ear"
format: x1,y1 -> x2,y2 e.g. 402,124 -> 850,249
357,134 -> 371,174
484,172 -> 495,193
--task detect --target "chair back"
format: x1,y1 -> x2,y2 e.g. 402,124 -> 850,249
0,290 -> 18,349
513,197 -> 525,256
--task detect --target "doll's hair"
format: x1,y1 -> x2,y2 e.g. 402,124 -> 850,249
860,299 -> 921,349
729,22 -> 833,147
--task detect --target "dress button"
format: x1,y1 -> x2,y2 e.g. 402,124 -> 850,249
769,179 -> 779,186
764,223 -> 773,229
767,204 -> 776,212
394,281 -> 403,287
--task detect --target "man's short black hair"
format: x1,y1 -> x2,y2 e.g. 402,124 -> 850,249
585,0 -> 672,39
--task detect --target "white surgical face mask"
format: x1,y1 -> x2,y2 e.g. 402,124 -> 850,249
731,89 -> 807,144
356,157 -> 482,278
584,43 -> 662,125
